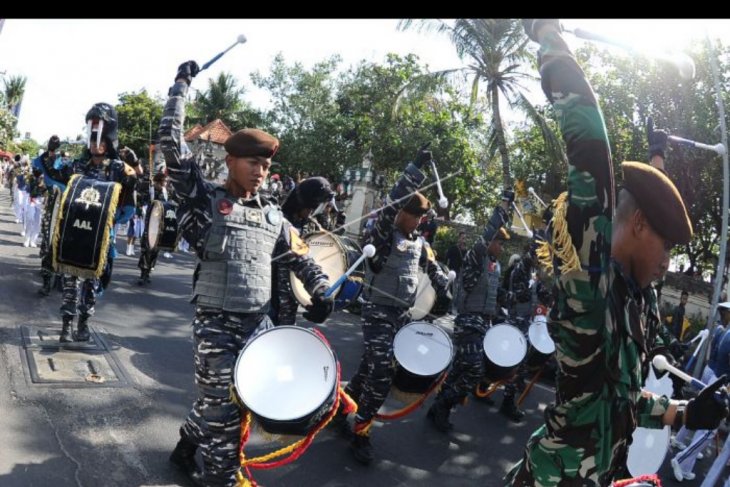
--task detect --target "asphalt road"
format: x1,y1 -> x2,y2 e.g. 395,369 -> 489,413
0,189 -> 722,487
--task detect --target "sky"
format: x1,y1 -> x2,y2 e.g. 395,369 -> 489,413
1,19 -> 730,145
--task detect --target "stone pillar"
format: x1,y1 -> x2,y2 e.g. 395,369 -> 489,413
343,150 -> 379,241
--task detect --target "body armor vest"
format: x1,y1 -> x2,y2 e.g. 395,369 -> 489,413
194,189 -> 282,313
459,257 -> 500,315
367,231 -> 423,307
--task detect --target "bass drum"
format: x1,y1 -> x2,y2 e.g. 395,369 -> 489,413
290,232 -> 364,310
482,322 -> 527,382
233,326 -> 338,436
392,321 -> 453,394
146,200 -> 180,251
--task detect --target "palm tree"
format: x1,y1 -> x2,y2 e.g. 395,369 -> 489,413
191,72 -> 245,128
3,74 -> 27,120
398,19 -> 565,187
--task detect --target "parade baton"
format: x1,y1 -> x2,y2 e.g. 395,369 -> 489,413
528,186 -> 548,209
512,202 -> 534,239
428,160 -> 449,208
323,244 -> 376,298
668,135 -> 726,155
200,34 -> 248,72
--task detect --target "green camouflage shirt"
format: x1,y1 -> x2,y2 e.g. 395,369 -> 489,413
506,30 -> 670,486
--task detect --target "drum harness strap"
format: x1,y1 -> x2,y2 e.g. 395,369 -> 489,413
232,329 -> 357,487
374,370 -> 448,421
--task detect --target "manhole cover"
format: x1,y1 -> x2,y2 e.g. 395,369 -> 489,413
20,325 -> 129,388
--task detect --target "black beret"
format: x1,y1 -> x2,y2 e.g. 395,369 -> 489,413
402,191 -> 431,216
224,128 -> 279,158
621,161 -> 693,245
296,177 -> 334,209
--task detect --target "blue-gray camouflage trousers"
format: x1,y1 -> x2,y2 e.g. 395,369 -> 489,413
60,275 -> 97,318
181,307 -> 273,487
344,302 -> 410,426
433,313 -> 488,407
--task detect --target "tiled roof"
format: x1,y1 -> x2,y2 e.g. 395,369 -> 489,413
184,119 -> 232,145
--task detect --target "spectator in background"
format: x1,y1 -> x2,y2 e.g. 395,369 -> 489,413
671,290 -> 689,340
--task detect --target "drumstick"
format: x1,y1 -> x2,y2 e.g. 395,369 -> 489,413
652,355 -> 717,393
512,202 -> 534,239
323,244 -> 376,298
528,187 -> 548,209
428,160 -> 449,208
448,270 -> 456,282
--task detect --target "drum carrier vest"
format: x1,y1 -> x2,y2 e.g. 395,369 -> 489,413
194,188 -> 283,313
459,257 -> 500,315
367,230 -> 423,307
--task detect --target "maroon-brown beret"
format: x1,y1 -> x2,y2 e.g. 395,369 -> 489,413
402,191 -> 431,216
621,161 -> 693,245
224,128 -> 279,158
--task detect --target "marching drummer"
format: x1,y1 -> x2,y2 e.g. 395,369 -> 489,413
137,171 -> 173,285
161,61 -> 334,487
507,20 -> 729,485
426,194 -> 513,432
39,103 -> 138,343
271,176 -> 335,326
334,146 -> 452,465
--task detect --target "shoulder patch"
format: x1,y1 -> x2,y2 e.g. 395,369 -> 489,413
290,227 -> 309,256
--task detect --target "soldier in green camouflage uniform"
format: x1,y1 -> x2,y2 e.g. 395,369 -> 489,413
507,20 -> 729,486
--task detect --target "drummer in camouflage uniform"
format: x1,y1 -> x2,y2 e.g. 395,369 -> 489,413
506,20 -> 729,486
426,195 -> 512,432
335,146 -> 452,465
162,61 -> 333,487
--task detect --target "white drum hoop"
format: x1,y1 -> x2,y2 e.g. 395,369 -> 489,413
290,232 -> 348,307
393,321 -> 453,377
233,326 -> 337,422
483,323 -> 528,368
146,200 -> 163,249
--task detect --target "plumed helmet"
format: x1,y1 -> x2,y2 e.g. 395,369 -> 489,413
85,102 -> 119,155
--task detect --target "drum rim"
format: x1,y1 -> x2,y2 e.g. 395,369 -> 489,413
233,326 -> 338,421
290,231 -> 351,307
146,200 -> 165,249
393,321 -> 453,376
483,322 -> 528,367
408,268 -> 438,321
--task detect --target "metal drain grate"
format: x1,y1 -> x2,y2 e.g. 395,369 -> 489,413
20,325 -> 129,388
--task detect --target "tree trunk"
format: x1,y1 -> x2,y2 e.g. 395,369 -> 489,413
490,85 -> 512,188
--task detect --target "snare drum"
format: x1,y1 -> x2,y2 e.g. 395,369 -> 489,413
52,174 -> 121,279
146,200 -> 180,251
482,322 -> 528,382
392,321 -> 453,394
290,232 -> 364,310
525,315 -> 556,368
233,326 -> 338,436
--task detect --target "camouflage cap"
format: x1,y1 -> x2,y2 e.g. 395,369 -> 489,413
402,191 -> 431,216
621,161 -> 693,245
224,128 -> 279,159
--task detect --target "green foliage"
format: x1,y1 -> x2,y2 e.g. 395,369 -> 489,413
0,106 -> 18,149
432,225 -> 457,261
189,72 -> 264,131
115,90 -> 164,159
9,138 -> 40,157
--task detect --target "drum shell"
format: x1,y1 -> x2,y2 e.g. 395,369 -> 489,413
482,322 -> 528,382
290,232 -> 364,310
525,317 -> 555,369
408,262 -> 448,320
392,322 -> 453,394
233,326 -> 338,436
146,200 -> 179,251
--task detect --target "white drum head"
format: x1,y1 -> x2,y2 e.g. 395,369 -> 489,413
528,320 -> 555,355
393,322 -> 453,376
484,324 -> 528,367
627,426 -> 670,476
409,269 -> 436,320
290,233 -> 346,306
234,327 -> 337,421
147,201 -> 163,249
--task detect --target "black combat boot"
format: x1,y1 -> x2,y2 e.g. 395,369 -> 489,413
169,429 -> 203,485
38,275 -> 52,296
350,433 -> 374,465
329,404 -> 352,438
499,397 -> 525,423
426,401 -> 454,433
138,270 -> 150,286
75,315 -> 91,342
59,316 -> 73,343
